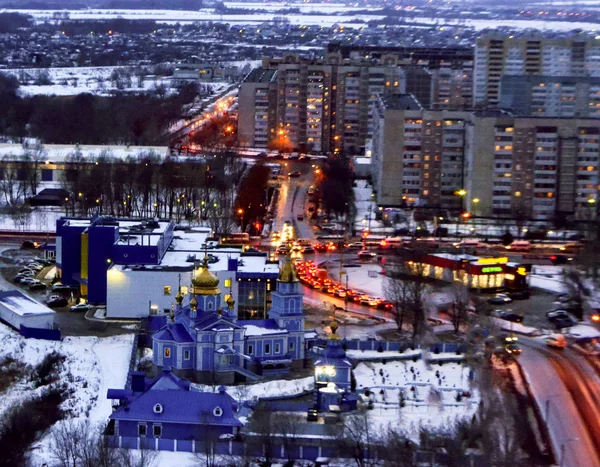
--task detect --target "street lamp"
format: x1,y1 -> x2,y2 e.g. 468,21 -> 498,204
237,208 -> 244,232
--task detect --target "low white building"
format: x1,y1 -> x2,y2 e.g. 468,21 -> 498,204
106,229 -> 280,319
0,290 -> 55,330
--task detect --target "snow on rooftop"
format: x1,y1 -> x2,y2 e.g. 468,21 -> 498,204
244,325 -> 287,337
0,293 -> 54,317
0,144 -> 169,163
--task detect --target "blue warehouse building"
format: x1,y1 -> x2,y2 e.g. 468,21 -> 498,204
56,216 -> 280,318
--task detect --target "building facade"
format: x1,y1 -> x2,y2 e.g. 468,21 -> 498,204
238,53 -> 404,155
474,35 -> 600,108
371,95 -> 600,220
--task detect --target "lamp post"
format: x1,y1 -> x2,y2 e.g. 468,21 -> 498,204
237,208 -> 244,232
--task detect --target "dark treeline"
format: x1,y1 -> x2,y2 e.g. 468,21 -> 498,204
58,18 -> 159,36
0,13 -> 32,33
0,74 -> 198,145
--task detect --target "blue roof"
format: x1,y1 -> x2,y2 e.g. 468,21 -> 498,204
110,389 -> 242,426
153,322 -> 194,343
147,369 -> 191,391
195,315 -> 241,331
237,319 -> 280,329
314,341 -> 353,368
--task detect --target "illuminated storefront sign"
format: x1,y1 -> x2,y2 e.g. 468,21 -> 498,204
481,266 -> 503,274
477,257 -> 508,265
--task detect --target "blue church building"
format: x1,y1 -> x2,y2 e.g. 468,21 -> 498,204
106,369 -> 242,452
152,254 -> 311,384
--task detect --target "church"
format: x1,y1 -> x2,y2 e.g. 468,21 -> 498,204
152,253 -> 315,384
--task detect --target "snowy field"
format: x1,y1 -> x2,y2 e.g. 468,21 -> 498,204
354,359 -> 479,438
5,8 -> 600,31
193,375 -> 314,402
0,322 -> 133,466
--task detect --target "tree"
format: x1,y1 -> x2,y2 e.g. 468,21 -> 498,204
383,273 -> 412,334
234,163 -> 270,232
336,408 -> 379,467
247,404 -> 276,467
379,428 -> 415,467
448,283 -> 470,334
562,269 -> 591,320
273,413 -> 302,466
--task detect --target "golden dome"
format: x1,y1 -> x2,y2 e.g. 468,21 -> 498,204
279,258 -> 299,283
224,293 -> 235,310
189,295 -> 198,310
191,256 -> 221,295
329,318 -> 340,340
175,287 -> 184,305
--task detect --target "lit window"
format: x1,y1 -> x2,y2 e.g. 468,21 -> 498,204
163,286 -> 171,296
164,348 -> 171,358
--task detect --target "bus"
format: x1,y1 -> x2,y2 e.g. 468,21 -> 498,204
221,232 -> 250,246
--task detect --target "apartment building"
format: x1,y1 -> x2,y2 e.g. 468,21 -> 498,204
474,35 -> 600,108
238,54 -> 404,154
499,75 -> 600,118
372,95 -> 600,220
371,95 -> 470,209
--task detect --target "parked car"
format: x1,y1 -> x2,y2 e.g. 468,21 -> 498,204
302,245 -> 314,254
29,283 -> 47,291
70,303 -> 92,313
288,171 -> 302,178
508,290 -> 530,300
19,277 -> 36,285
20,240 -> 39,250
357,250 -> 377,260
47,297 -> 68,308
553,316 -> 576,329
491,309 -> 523,323
297,214 -> 304,221
307,408 -> 318,421
505,343 -> 522,355
487,294 -> 513,305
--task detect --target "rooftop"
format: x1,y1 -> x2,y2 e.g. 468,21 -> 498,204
382,94 -> 423,111
0,290 -> 54,317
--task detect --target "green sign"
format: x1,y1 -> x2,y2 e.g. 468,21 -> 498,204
482,266 -> 503,274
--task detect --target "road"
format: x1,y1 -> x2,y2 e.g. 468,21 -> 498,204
519,337 -> 600,467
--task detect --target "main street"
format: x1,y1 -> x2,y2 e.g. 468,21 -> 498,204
519,337 -> 600,467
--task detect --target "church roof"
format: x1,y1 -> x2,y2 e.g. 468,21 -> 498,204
154,322 -> 194,343
147,368 -> 192,391
279,257 -> 299,282
110,388 -> 242,427
195,314 -> 242,332
314,341 -> 353,368
238,319 -> 288,337
191,256 -> 221,295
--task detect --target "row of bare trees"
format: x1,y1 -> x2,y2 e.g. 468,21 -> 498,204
58,150 -> 246,232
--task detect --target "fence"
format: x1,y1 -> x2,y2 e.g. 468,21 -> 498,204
20,324 -> 61,341
125,333 -> 140,390
314,338 -> 466,355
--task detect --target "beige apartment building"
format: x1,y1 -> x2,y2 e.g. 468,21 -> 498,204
238,54 -> 404,154
372,95 -> 600,220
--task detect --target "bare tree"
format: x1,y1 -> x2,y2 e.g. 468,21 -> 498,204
383,274 -> 412,334
562,269 -> 591,320
336,407 -> 379,467
273,413 -> 302,466
194,409 -> 221,467
448,283 -> 470,334
379,428 -> 415,467
247,404 -> 276,467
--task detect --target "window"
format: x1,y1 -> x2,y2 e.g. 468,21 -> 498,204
248,345 -> 253,355
163,286 -> 171,296
138,424 -> 147,436
164,347 -> 171,358
153,403 -> 163,414
184,350 -> 190,360
275,343 -> 281,354
265,344 -> 271,354
213,406 -> 223,417
289,341 -> 294,351
153,425 -> 162,437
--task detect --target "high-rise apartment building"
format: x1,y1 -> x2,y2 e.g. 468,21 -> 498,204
238,54 -> 405,154
372,95 -> 600,220
499,75 -> 600,118
474,36 -> 600,108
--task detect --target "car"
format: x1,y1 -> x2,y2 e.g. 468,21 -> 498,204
357,250 -> 377,260
271,231 -> 281,240
52,284 -> 71,292
18,269 -> 35,277
21,240 -> 39,250
487,294 -> 513,305
307,408 -> 318,422
504,343 -> 522,355
545,334 -> 567,349
335,289 -> 347,298
47,297 -> 68,308
377,300 -> 394,310
491,309 -> 523,323
297,214 -> 304,221
29,283 -> 47,291
547,309 -> 570,320
553,316 -> 576,329
556,293 -> 573,303
288,171 -> 302,178
508,290 -> 530,300
70,303 -> 92,313
19,277 -> 36,285
302,245 -> 314,254
313,243 -> 327,252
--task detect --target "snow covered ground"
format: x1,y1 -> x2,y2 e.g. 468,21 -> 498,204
354,359 -> 479,438
193,376 -> 314,402
0,322 -> 133,465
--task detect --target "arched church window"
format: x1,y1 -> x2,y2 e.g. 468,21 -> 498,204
153,404 -> 163,414
213,406 -> 223,417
